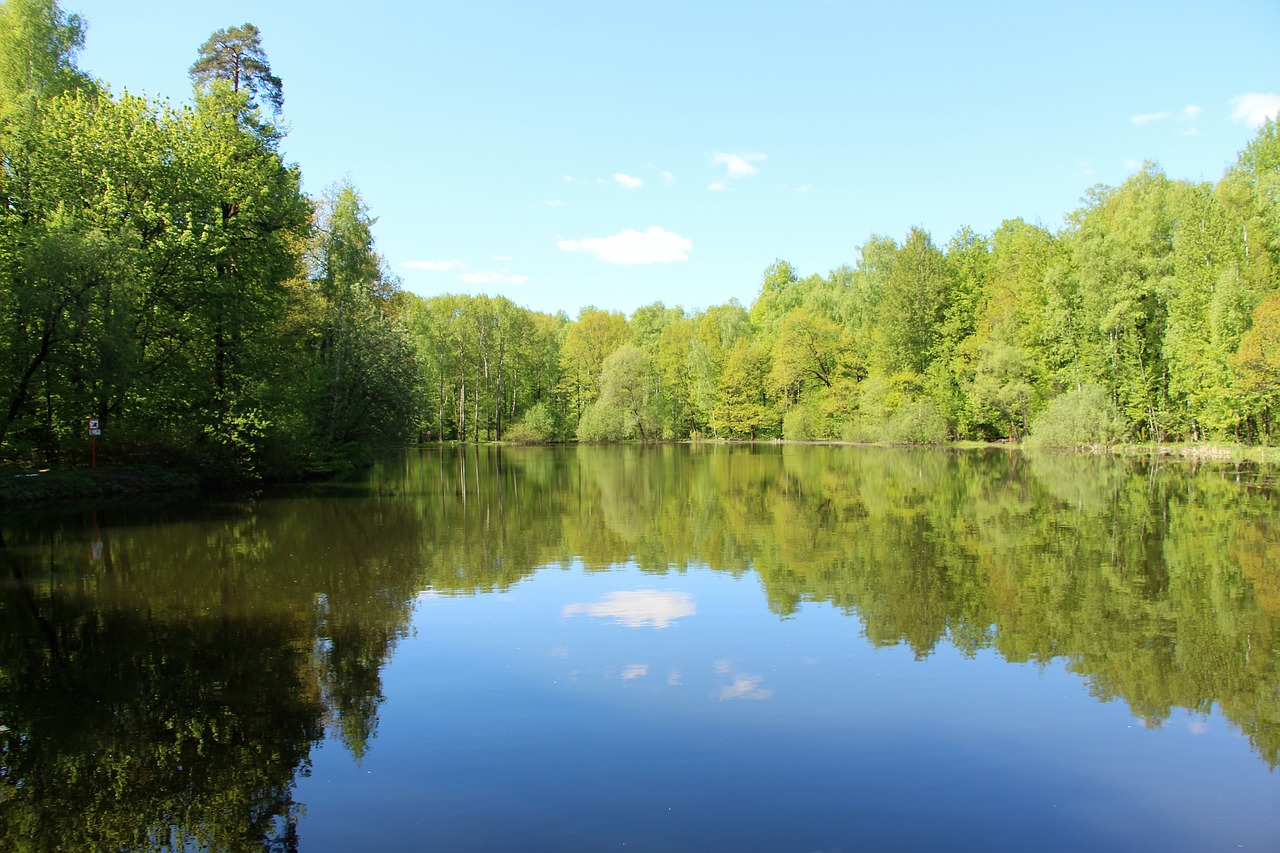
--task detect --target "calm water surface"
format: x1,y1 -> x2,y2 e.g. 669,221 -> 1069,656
1,445 -> 1278,851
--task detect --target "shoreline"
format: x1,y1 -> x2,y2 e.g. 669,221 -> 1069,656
0,465 -> 202,507
6,440 -> 1276,510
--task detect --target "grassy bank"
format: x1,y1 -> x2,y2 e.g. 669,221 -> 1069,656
0,465 -> 201,506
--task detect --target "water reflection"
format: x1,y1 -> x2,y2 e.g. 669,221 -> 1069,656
562,589 -> 697,628
0,444 -> 1277,850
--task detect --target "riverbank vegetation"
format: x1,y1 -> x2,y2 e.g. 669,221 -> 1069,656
3,1 -> 1279,484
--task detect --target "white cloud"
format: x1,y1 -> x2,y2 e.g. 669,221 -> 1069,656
562,590 -> 696,628
719,673 -> 773,701
707,181 -> 728,192
544,199 -> 566,207
660,170 -> 676,184
1130,111 -> 1171,125
796,183 -> 812,193
613,172 -> 643,189
1231,93 -> 1280,126
457,271 -> 529,285
1123,159 -> 1143,171
403,259 -> 465,272
491,255 -> 512,262
713,150 -> 766,178
621,664 -> 649,680
1132,104 -> 1201,128
556,226 -> 692,265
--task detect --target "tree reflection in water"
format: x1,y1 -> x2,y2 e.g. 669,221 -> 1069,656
0,445 -> 1276,849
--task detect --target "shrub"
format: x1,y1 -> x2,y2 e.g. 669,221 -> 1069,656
882,400 -> 949,444
576,401 -> 627,442
507,402 -> 558,444
1026,385 -> 1126,448
783,404 -> 819,440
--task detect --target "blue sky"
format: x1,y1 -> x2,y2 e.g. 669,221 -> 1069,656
67,0 -> 1279,316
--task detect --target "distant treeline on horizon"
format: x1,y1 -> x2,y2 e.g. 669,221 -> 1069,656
2,0 -> 1278,480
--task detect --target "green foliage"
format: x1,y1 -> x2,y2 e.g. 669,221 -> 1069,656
881,400 -> 949,444
4,0 -> 1280,473
845,372 -> 948,444
1025,384 -> 1125,448
576,399 -> 627,441
687,301 -> 750,431
507,401 -> 557,444
558,306 -> 629,427
1231,289 -> 1280,439
0,10 -> 422,478
769,307 -> 848,397
876,227 -> 949,376
188,22 -> 283,115
0,0 -> 94,109
713,338 -> 778,439
969,338 -> 1037,440
594,343 -> 661,440
782,397 -> 829,440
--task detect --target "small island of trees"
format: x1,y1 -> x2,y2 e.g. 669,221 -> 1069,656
2,0 -> 1278,484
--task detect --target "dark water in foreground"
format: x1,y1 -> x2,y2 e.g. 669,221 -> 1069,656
1,445 -> 1278,851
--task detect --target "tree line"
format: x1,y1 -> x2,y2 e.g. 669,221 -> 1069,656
411,131 -> 1280,448
3,1 -> 1279,484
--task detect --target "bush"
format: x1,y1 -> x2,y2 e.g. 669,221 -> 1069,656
576,401 -> 627,442
783,404 -> 819,440
1026,385 -> 1126,448
841,373 -> 948,444
507,402 -> 558,444
882,400 -> 949,444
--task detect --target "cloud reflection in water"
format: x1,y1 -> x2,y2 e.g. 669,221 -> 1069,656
562,590 -> 695,629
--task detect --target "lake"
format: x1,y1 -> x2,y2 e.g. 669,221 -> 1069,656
1,444 -> 1278,851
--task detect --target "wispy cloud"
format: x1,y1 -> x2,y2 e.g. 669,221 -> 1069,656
556,226 -> 692,265
707,180 -> 728,192
621,664 -> 649,680
660,170 -> 676,184
457,271 -> 529,285
1130,111 -> 1171,125
613,172 -> 643,189
562,590 -> 696,627
1130,104 -> 1202,128
544,199 -> 566,207
1231,93 -> 1280,127
491,255 -> 512,262
713,150 -> 766,178
403,259 -> 465,271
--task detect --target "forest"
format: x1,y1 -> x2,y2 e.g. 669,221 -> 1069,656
2,0 -> 1279,482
